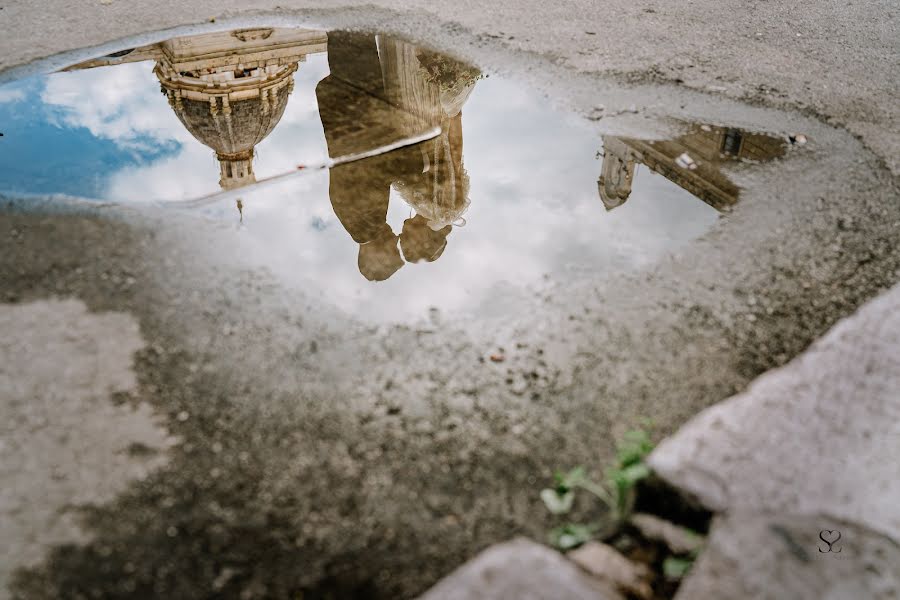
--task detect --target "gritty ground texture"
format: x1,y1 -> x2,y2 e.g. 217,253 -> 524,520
0,299 -> 175,600
649,284 -> 900,598
0,1 -> 899,599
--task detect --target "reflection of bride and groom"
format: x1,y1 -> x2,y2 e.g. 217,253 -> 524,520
67,27 -> 478,281
317,32 -> 479,281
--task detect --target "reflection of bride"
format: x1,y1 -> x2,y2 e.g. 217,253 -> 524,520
378,38 -> 478,232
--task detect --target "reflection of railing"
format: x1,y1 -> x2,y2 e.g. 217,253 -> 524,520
164,127 -> 442,210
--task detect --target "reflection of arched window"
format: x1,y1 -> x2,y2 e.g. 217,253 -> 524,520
722,129 -> 743,156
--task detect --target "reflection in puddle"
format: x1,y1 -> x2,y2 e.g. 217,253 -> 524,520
599,126 -> 787,211
317,32 -> 477,281
0,27 -> 794,321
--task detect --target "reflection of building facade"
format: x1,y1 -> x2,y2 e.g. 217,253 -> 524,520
67,28 -> 327,191
598,126 -> 787,211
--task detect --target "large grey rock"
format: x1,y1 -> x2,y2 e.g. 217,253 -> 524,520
417,538 -> 623,600
676,514 -> 900,599
649,284 -> 900,538
648,284 -> 900,598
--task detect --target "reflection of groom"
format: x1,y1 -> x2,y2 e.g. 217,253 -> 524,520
316,32 -> 403,280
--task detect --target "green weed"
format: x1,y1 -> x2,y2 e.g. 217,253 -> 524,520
540,428 -> 655,539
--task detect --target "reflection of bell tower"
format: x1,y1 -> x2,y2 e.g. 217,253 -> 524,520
597,126 -> 787,211
597,137 -> 637,211
67,28 -> 328,192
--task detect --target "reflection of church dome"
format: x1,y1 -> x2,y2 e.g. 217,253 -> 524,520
65,27 -> 328,193
172,91 -> 290,157
167,85 -> 292,190
158,49 -> 298,191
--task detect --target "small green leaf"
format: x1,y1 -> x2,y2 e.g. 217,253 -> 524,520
619,463 -> 651,485
663,556 -> 694,580
541,488 -> 575,514
552,470 -> 567,487
616,429 -> 654,467
558,466 -> 588,489
681,527 -> 705,554
549,524 -> 595,550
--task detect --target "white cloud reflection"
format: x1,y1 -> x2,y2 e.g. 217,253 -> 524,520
0,88 -> 26,103
43,62 -> 189,150
42,55 -> 332,201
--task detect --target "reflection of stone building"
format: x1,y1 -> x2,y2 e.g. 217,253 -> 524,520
67,28 -> 327,191
598,126 -> 787,211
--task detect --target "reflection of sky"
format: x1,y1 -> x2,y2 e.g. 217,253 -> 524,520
0,70 -> 179,197
0,48 -> 718,324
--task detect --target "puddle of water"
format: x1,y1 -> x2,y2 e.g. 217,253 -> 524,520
0,27 -> 791,323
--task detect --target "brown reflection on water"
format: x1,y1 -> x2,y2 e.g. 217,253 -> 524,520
319,32 -> 477,280
599,126 -> 789,211
66,28 -> 480,281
